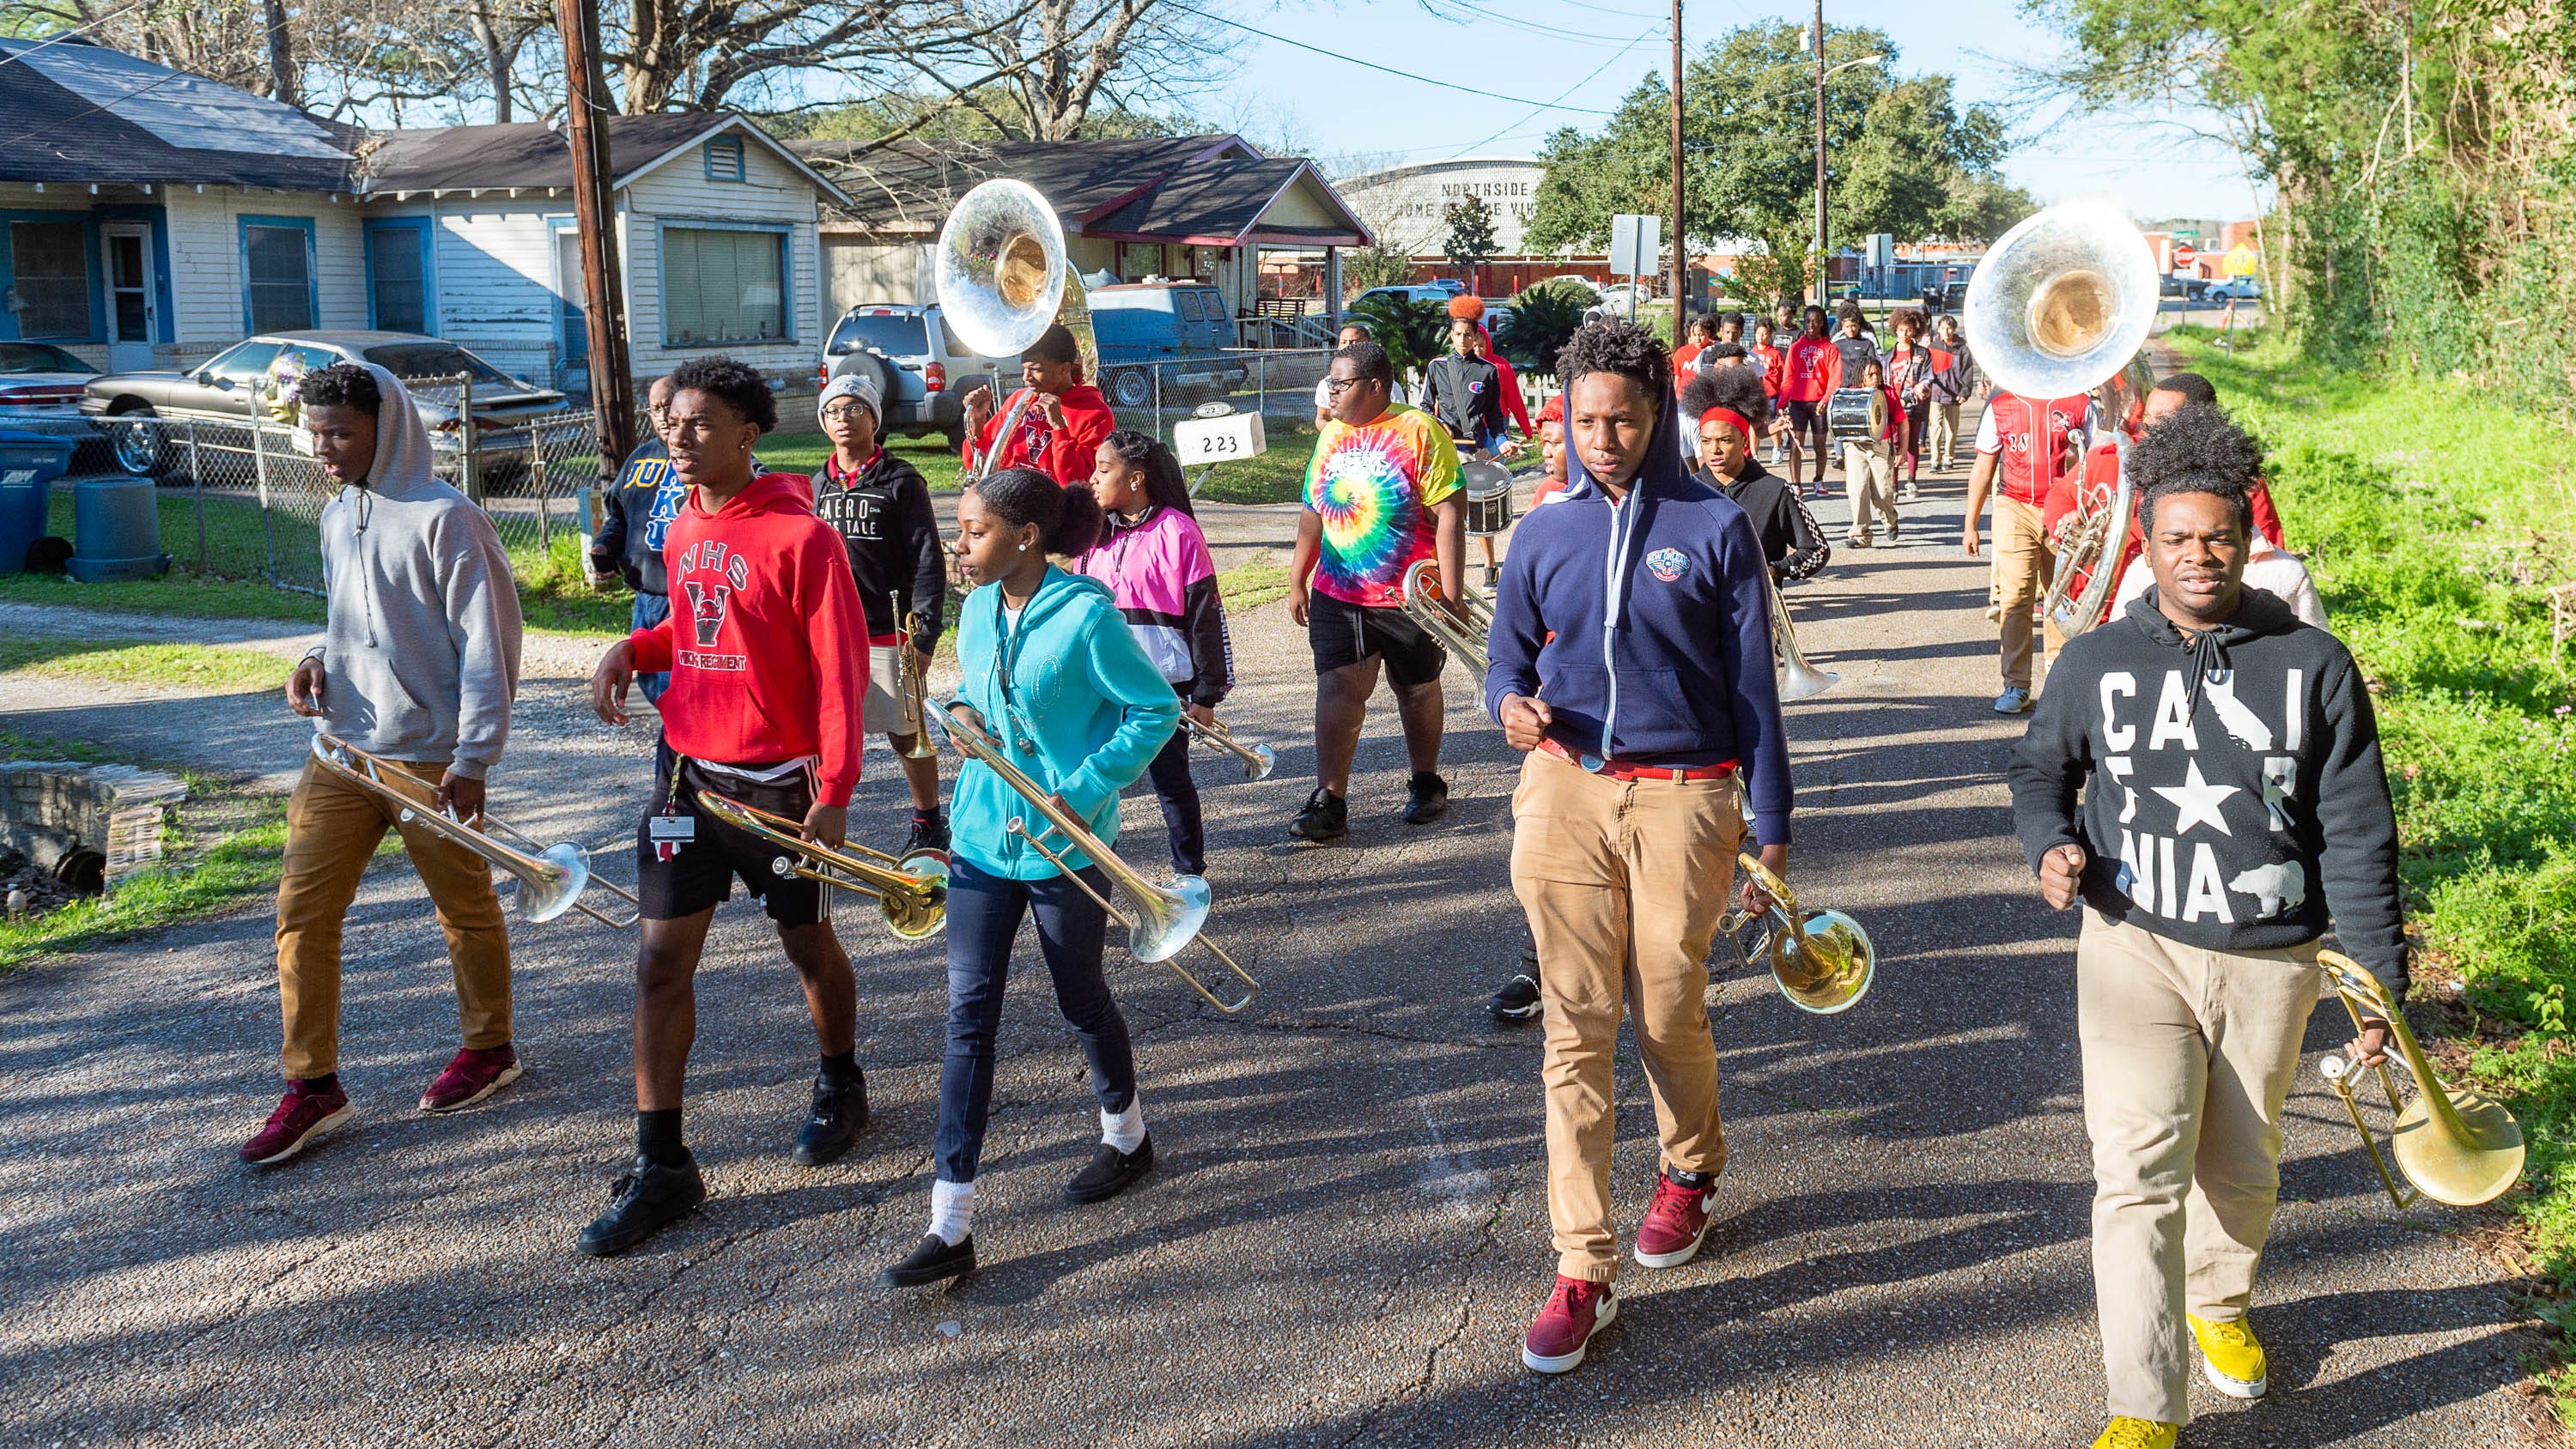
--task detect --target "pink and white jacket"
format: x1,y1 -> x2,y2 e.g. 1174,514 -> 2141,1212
1071,504 -> 1233,707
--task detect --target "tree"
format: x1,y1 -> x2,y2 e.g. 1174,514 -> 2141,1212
910,0 -> 1228,141
1442,194 -> 1500,292
1493,279 -> 1592,378
1345,293 -> 1449,389
1340,243 -> 1416,298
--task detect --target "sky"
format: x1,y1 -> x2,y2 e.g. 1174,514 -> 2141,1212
1191,0 -> 2266,226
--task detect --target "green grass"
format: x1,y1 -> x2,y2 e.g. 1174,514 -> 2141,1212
0,570 -> 327,621
2168,332 -> 2576,1405
0,637 -> 286,693
1215,561 -> 1291,611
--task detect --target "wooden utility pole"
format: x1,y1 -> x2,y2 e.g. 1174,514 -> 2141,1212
1811,0 -> 1827,306
559,0 -> 634,473
1669,0 -> 1686,330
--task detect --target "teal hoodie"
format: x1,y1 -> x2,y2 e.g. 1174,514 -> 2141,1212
949,566 -> 1181,879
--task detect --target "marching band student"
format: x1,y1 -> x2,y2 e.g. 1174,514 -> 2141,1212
1313,322 -> 1405,427
1885,310 -> 1933,499
811,372 -> 951,852
2009,402 -> 2403,1449
589,375 -> 680,701
1671,314 -> 1716,380
1923,314 -> 1980,473
1680,366 -> 1829,582
251,361 -> 525,1166
1962,385 -> 2092,713
1842,358 -> 1906,549
1529,393 -> 1570,506
1782,306 -> 1843,494
876,469 -> 1179,1288
1422,310 -> 1529,588
1485,318 -> 1795,1374
1075,430 -> 1234,878
581,356 -> 871,1257
2144,374 -> 2285,549
2109,382 -> 2317,625
1748,318 -> 1795,472
960,322 -> 1115,487
1287,340 -> 1467,843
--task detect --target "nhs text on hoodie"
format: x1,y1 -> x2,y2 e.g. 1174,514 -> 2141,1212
309,362 -> 524,779
626,473 -> 869,806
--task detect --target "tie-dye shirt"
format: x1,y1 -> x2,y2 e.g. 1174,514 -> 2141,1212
1303,403 -> 1462,608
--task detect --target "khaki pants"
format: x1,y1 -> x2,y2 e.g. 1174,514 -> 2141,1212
1990,494 -> 2060,689
1843,442 -> 1899,544
1511,749 -> 1738,1282
274,756 -> 513,1079
2078,908 -> 2322,1425
1929,403 -> 1963,470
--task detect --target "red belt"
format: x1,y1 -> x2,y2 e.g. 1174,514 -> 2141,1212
1539,737 -> 1736,782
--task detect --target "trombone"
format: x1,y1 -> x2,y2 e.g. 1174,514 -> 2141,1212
1182,713 -> 1276,781
1400,559 -> 1493,673
2315,950 -> 2524,1209
308,732 -> 640,928
932,699 -> 1258,1013
693,791 -> 949,940
890,591 -> 937,760
1763,571 -> 1838,701
1715,852 -> 1874,1014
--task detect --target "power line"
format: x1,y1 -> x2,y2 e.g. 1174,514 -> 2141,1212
1169,2 -> 1620,116
1448,21 -> 1665,160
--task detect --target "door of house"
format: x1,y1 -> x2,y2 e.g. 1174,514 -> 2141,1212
100,223 -> 157,372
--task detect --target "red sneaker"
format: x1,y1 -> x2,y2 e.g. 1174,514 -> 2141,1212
1521,1275 -> 1618,1373
240,1082 -> 354,1165
418,1045 -> 523,1113
1633,1167 -> 1718,1268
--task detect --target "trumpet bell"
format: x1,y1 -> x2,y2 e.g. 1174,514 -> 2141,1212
1127,874 -> 1212,965
1964,201 -> 2160,400
519,842 -> 593,924
1242,743 -> 1278,782
1769,907 -> 1874,1015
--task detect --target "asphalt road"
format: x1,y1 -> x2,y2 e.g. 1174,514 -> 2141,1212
0,457 -> 2543,1448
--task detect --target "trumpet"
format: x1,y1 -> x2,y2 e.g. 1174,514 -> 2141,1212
2315,950 -> 2524,1210
1764,571 -> 1838,701
308,732 -> 640,928
693,790 -> 949,940
891,591 -> 937,760
1182,713 -> 1276,781
1400,559 -> 1492,673
932,699 -> 1257,1013
1715,852 -> 1873,1014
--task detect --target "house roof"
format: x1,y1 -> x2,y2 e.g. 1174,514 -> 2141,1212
796,135 -> 1372,249
0,37 -> 356,189
358,113 -> 851,205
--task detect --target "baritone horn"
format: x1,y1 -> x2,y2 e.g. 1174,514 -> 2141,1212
935,179 -> 1097,482
1716,852 -> 1873,1014
1400,559 -> 1492,672
1182,713 -> 1276,781
2315,950 -> 2524,1210
1965,199 -> 2161,641
692,791 -> 950,940
307,732 -> 640,928
932,700 -> 1257,1013
890,591 -> 937,759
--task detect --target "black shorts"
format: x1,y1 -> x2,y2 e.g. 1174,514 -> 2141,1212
1785,399 -> 1825,435
1308,589 -> 1447,688
634,739 -> 830,927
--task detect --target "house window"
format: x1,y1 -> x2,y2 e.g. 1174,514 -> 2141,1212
241,219 -> 315,331
9,221 -> 90,339
1116,242 -> 1160,281
663,227 -> 785,347
704,136 -> 747,183
367,222 -> 429,334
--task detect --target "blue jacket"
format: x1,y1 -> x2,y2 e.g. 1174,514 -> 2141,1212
948,566 -> 1181,879
1482,401 -> 1795,847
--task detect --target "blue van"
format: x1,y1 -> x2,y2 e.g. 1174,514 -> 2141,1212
1087,282 -> 1250,409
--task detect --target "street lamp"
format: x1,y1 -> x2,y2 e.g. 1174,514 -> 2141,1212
1810,39 -> 1885,303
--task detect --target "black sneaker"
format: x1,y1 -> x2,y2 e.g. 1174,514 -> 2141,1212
1065,1136 -> 1155,1203
875,1233 -> 975,1288
575,1154 -> 707,1257
792,1069 -> 868,1167
905,811 -> 950,854
1488,973 -> 1542,1022
1402,772 -> 1449,825
1288,787 -> 1348,842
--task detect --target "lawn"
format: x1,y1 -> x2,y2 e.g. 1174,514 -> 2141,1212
2168,329 -> 2576,1410
0,637 -> 287,693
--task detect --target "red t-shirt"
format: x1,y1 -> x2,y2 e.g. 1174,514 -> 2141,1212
1783,336 -> 1842,403
1749,343 -> 1785,398
1979,391 -> 2091,507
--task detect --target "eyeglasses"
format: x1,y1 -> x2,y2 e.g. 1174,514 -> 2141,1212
820,403 -> 869,422
1324,376 -> 1370,397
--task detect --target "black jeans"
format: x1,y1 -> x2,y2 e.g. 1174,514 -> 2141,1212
1145,719 -> 1206,877
935,856 -> 1138,1185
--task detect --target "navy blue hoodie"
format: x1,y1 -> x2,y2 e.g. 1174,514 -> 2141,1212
1482,391 -> 1795,847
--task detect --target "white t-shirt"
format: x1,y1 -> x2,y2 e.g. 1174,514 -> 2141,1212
2111,538 -> 2328,629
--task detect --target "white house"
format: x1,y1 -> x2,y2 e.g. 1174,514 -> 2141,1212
0,37 -> 848,391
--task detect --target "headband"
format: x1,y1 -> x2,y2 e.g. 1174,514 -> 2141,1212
1698,406 -> 1753,440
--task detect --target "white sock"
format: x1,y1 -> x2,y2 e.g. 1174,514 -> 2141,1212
1101,1100 -> 1145,1154
928,1178 -> 975,1245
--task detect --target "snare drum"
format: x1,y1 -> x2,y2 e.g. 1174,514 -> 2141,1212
1825,387 -> 1885,442
1460,457 -> 1516,537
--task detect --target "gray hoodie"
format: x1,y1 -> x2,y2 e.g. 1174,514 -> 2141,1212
305,363 -> 523,779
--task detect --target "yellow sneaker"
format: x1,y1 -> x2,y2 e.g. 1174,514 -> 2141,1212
2091,1417 -> 2178,1449
2189,1312 -> 2269,1397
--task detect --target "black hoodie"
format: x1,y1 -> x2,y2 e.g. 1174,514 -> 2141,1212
2008,585 -> 2409,996
813,448 -> 946,647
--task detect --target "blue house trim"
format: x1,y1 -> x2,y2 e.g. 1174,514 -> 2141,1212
0,208 -> 108,343
362,216 -> 437,335
237,213 -> 319,334
92,203 -> 174,344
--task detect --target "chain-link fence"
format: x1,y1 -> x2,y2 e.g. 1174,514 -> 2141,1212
1109,348 -> 1336,445
83,374 -> 603,595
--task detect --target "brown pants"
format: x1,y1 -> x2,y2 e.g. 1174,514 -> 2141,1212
1990,494 -> 2060,689
1512,749 -> 1739,1282
2078,907 -> 2322,1425
274,755 -> 513,1079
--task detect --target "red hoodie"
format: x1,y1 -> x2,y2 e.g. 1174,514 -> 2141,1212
1783,335 -> 1842,403
628,473 -> 867,805
963,383 -> 1116,486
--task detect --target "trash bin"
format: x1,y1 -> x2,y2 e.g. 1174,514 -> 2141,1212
0,428 -> 73,574
67,476 -> 171,582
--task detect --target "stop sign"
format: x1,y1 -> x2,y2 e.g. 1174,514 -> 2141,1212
2173,243 -> 2198,269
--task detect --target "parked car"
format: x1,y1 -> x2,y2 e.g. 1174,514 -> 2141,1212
1088,282 -> 1249,410
82,330 -> 576,483
818,302 -> 997,448
2207,276 -> 2263,301
0,341 -> 102,451
1349,284 -> 1458,312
